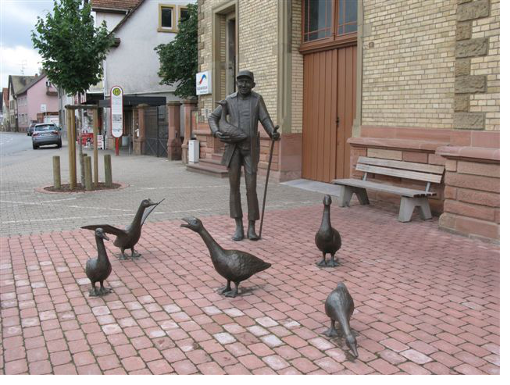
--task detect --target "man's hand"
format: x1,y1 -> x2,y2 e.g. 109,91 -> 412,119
215,131 -> 234,143
271,125 -> 280,141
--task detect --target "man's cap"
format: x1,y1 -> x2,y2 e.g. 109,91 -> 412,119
237,70 -> 254,81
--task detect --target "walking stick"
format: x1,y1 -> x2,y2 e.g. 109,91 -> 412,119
259,125 -> 279,239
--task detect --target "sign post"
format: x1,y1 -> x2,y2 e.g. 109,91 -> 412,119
110,86 -> 123,156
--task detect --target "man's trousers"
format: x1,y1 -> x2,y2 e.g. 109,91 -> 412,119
228,146 -> 259,221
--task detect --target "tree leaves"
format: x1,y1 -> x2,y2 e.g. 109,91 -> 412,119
31,0 -> 114,96
155,3 -> 198,99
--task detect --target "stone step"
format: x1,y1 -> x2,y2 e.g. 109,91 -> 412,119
186,160 -> 228,178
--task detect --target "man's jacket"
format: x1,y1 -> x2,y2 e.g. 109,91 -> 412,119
208,91 -> 276,172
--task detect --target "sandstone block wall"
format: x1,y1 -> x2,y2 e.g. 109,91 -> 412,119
362,0 -> 457,128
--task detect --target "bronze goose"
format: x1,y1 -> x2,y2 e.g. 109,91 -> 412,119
324,282 -> 358,358
82,198 -> 163,260
181,217 -> 271,297
315,195 -> 342,267
216,100 -> 247,143
85,228 -> 112,297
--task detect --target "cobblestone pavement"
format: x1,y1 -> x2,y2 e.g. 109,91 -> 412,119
0,134 -> 323,237
0,133 -> 500,375
0,204 -> 500,374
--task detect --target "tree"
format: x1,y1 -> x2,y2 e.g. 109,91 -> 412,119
155,3 -> 198,99
31,0 -> 114,96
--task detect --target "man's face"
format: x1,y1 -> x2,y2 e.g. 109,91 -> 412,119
237,77 -> 254,96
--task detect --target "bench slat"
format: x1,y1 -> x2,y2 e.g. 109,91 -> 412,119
357,156 -> 445,175
356,163 -> 443,183
331,179 -> 437,197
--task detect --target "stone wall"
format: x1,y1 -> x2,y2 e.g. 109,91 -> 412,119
454,0 -> 499,130
197,0 -> 279,123
362,0 -> 457,128
437,143 -> 499,242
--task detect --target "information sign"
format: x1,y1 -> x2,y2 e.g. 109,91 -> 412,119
110,86 -> 123,138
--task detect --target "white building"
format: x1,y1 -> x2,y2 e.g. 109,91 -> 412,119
92,0 -> 195,149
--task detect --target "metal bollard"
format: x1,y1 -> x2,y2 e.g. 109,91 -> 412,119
53,156 -> 61,189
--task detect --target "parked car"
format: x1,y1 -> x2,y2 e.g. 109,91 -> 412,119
32,123 -> 62,149
27,122 -> 37,136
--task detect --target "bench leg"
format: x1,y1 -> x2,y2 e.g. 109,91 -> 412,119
338,186 -> 370,207
416,197 -> 432,220
338,186 -> 354,207
354,188 -> 370,205
398,197 -> 432,222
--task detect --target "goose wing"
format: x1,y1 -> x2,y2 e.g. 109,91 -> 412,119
226,250 -> 271,279
81,224 -> 126,237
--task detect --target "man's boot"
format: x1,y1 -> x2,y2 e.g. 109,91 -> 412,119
247,220 -> 259,241
232,218 -> 244,241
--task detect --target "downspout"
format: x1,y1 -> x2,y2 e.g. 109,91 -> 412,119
353,0 -> 365,138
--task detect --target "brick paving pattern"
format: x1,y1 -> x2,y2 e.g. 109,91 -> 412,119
0,204 -> 500,374
0,139 -> 321,236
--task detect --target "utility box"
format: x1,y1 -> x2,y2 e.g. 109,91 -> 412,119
188,139 -> 199,163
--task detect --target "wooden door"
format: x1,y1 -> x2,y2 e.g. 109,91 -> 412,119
302,45 -> 357,182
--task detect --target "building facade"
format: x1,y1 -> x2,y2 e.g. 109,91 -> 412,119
193,0 -> 500,241
7,75 -> 37,132
16,74 -> 59,131
92,0 -> 195,154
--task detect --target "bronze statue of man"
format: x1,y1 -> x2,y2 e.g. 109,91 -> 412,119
208,70 -> 280,241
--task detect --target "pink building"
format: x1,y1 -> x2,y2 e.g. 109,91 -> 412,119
17,73 -> 58,131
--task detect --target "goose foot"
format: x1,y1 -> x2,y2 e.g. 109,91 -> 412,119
326,258 -> 340,267
89,287 -> 100,297
224,289 -> 238,298
323,320 -> 340,337
131,249 -> 141,259
118,251 -> 129,260
322,327 -> 339,338
224,283 -> 239,298
219,286 -> 232,295
99,287 -> 113,296
317,259 -> 327,267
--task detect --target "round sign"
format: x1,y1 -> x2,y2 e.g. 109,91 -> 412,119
110,86 -> 123,138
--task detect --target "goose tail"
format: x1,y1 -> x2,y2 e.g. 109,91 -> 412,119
261,261 -> 271,271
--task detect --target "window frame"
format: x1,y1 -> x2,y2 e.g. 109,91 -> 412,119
177,5 -> 189,25
300,0 -> 357,54
158,4 -> 176,33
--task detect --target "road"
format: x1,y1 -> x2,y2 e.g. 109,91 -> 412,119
0,131 -> 54,166
0,132 -> 327,236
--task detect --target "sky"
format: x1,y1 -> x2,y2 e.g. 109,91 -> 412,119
0,0 -> 54,90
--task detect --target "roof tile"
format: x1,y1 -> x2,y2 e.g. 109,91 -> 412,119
91,0 -> 142,11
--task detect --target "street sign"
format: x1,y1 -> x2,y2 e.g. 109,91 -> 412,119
40,104 -> 47,112
110,86 -> 123,138
196,71 -> 211,95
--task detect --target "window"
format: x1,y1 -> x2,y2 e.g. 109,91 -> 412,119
178,6 -> 189,23
337,0 -> 357,35
302,0 -> 357,44
304,0 -> 332,42
159,4 -> 176,32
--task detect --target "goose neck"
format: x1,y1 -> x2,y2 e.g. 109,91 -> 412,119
198,227 -> 224,259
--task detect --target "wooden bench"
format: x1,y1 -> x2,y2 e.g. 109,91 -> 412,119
332,157 -> 445,222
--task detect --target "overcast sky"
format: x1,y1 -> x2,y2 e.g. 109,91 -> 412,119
1,0 -> 54,89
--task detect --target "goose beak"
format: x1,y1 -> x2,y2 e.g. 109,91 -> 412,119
151,198 -> 165,207
180,218 -> 191,228
349,343 -> 358,358
101,233 -> 110,241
